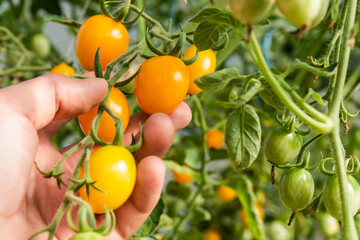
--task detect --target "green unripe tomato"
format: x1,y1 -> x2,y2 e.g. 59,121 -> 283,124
30,33 -> 51,59
267,221 -> 291,240
279,168 -> 314,212
276,0 -> 323,28
323,175 -> 360,220
227,0 -> 275,24
355,213 -> 360,236
69,232 -> 106,240
311,0 -> 330,27
317,212 -> 340,237
264,126 -> 302,165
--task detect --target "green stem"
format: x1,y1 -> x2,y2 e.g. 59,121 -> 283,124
170,95 -> 209,238
245,34 -> 333,134
0,65 -> 51,76
30,140 -> 94,239
327,0 -> 358,239
19,0 -> 31,21
134,0 -> 146,39
343,64 -> 360,98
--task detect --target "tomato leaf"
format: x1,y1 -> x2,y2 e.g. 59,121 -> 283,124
227,175 -> 266,240
194,67 -> 239,92
225,105 -> 261,169
259,87 -> 286,111
166,181 -> 192,200
216,82 -> 263,108
132,198 -> 165,237
193,22 -> 229,51
190,8 -> 241,28
190,207 -> 211,224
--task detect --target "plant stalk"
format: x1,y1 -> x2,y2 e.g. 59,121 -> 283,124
327,0 -> 358,238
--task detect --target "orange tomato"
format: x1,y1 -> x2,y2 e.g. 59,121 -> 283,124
206,129 -> 224,150
78,87 -> 130,143
203,230 -> 222,240
172,166 -> 192,185
240,204 -> 265,228
134,55 -> 189,114
183,45 -> 216,95
75,15 -> 129,71
50,63 -> 76,76
217,185 -> 237,202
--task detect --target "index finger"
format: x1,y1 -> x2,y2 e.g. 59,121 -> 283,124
0,73 -> 108,130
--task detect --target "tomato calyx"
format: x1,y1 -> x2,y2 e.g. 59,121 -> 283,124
66,197 -> 115,237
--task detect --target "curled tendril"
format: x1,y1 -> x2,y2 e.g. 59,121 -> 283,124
320,154 -> 337,176
182,49 -> 199,66
100,0 -> 131,22
122,1 -> 147,26
347,156 -> 360,175
145,29 -> 167,56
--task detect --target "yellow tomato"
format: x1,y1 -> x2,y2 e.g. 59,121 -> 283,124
203,230 -> 222,240
217,185 -> 237,202
183,45 -> 216,95
172,166 -> 192,185
206,129 -> 224,150
79,146 -> 136,214
50,63 -> 76,77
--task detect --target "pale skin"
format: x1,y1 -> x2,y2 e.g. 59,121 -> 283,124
0,73 -> 192,239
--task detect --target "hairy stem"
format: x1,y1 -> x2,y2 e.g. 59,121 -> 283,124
327,0 -> 359,239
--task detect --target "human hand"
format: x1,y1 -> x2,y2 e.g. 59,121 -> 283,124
0,73 -> 192,239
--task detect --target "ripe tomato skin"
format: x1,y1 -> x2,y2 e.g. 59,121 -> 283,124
206,129 -> 224,150
203,230 -> 222,240
323,175 -> 360,220
69,232 -> 106,240
75,15 -> 129,71
79,146 -> 136,214
134,55 -> 189,114
276,0 -> 322,28
217,185 -> 237,202
78,87 -> 130,143
264,126 -> 302,165
240,204 -> 265,228
172,166 -> 192,185
227,0 -> 274,24
183,45 -> 216,95
50,63 -> 76,77
279,168 -> 314,212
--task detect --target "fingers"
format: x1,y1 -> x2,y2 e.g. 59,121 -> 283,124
124,102 -> 192,139
168,101 -> 192,131
133,113 -> 175,161
0,73 -> 107,130
114,156 -> 166,239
